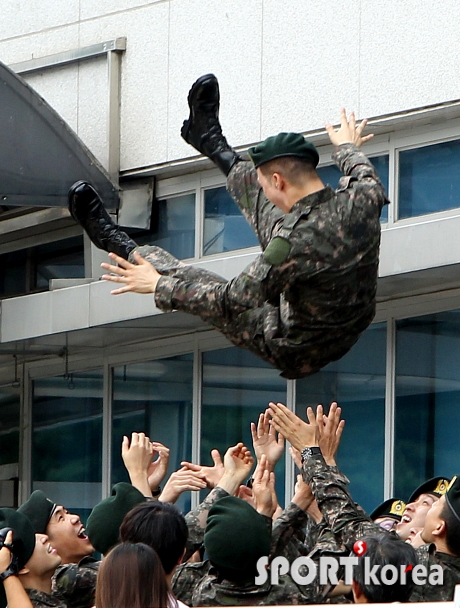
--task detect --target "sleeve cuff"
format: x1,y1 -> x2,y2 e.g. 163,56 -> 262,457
154,275 -> 181,312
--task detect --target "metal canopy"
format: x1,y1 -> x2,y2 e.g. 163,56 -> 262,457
0,60 -> 119,210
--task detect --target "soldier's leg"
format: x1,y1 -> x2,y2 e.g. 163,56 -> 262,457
181,74 -> 281,249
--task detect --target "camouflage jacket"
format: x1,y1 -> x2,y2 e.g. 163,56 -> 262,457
410,543 -> 460,602
303,455 -> 460,602
184,486 -> 230,560
26,588 -> 67,608
155,144 -> 389,379
52,556 -> 99,608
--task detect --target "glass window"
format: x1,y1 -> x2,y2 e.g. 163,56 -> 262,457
395,311 -> 460,499
201,347 -> 287,505
318,155 -> 389,222
34,236 -> 85,289
398,139 -> 460,219
32,371 -> 103,520
295,323 -> 386,513
0,236 -> 84,298
203,186 -> 258,256
0,389 -> 20,466
112,355 -> 193,513
127,193 -> 195,260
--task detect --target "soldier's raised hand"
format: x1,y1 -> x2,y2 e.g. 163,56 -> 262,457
326,108 -> 374,148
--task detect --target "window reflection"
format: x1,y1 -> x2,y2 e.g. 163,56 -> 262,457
0,390 -> 20,465
296,323 -> 386,513
128,193 -> 195,260
32,372 -> 103,511
203,186 -> 258,256
201,347 -> 286,504
395,311 -> 460,499
112,355 -> 193,513
398,140 -> 460,219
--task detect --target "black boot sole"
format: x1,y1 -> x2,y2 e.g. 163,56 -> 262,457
181,73 -> 219,142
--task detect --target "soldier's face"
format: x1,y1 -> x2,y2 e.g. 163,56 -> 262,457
46,505 -> 94,564
421,494 -> 446,544
22,533 -> 61,577
395,493 -> 438,540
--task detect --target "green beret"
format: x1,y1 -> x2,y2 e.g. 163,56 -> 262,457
204,496 -> 270,581
248,132 -> 319,169
18,490 -> 56,534
408,476 -> 450,504
86,483 -> 146,555
370,498 -> 406,522
0,508 -> 36,608
446,476 -> 460,521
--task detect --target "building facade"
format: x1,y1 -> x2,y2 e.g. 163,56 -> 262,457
1,0 -> 460,519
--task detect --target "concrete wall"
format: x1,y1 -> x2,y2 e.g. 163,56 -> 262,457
1,0 -> 459,172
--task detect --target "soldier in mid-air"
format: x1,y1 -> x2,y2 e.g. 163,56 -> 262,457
69,74 -> 388,378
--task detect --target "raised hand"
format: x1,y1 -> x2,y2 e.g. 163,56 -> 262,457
251,410 -> 285,470
147,442 -> 171,493
181,449 -> 225,489
316,402 -> 345,466
252,454 -> 276,517
325,108 -> 374,148
159,466 -> 207,503
101,251 -> 161,295
268,402 -> 319,452
122,432 -> 155,496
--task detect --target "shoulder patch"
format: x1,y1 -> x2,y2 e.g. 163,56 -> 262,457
263,236 -> 291,265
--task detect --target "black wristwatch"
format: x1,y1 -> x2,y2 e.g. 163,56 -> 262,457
151,486 -> 162,497
301,446 -> 322,462
0,557 -> 19,581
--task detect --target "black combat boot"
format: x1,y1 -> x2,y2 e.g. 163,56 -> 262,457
68,181 -> 137,260
181,74 -> 242,176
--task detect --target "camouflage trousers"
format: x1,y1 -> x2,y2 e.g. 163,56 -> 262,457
129,243 -> 282,371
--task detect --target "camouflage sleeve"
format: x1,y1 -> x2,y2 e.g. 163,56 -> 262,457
226,160 -> 261,218
332,143 -> 389,209
183,486 -> 230,560
53,562 -> 99,608
270,502 -> 312,559
302,454 -> 381,551
171,561 -> 213,605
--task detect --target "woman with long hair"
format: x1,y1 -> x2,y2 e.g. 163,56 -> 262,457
96,542 -> 175,608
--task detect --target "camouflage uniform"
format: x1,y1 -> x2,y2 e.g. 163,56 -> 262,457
183,486 -> 230,560
52,556 -> 99,608
134,143 -> 388,378
302,454 -> 460,602
26,588 -> 67,608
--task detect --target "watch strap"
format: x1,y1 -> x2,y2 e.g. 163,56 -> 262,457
301,446 -> 322,462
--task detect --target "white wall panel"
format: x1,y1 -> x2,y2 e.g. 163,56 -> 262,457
80,0 -> 163,21
260,0 -> 360,137
1,0 -> 78,40
79,4 -> 170,171
360,0 -> 460,118
0,25 -> 79,67
167,0 -> 263,160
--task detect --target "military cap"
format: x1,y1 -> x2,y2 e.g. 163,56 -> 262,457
446,476 -> 460,521
204,496 -> 271,580
17,489 -> 56,534
86,482 -> 146,555
248,132 -> 319,169
0,508 -> 36,608
370,498 -> 406,522
408,476 -> 450,504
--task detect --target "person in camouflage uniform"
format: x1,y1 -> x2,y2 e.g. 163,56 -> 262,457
0,509 -> 66,608
69,74 -> 389,379
269,400 -> 460,602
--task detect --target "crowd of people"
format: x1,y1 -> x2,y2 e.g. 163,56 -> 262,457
1,402 -> 459,608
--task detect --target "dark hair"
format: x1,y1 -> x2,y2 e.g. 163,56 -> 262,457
96,542 -> 171,608
258,156 -> 316,187
119,501 -> 188,574
441,501 -> 460,556
353,533 -> 417,602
